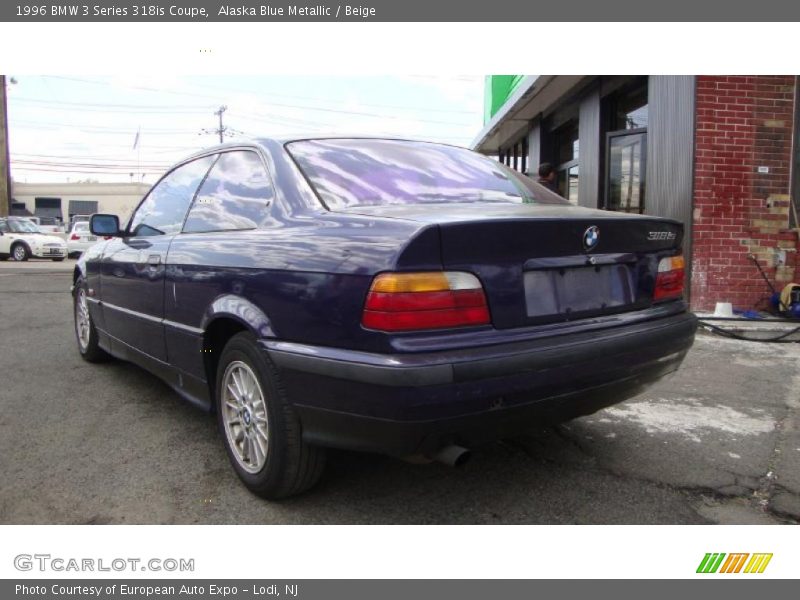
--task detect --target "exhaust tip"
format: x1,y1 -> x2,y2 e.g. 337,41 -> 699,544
431,444 -> 471,468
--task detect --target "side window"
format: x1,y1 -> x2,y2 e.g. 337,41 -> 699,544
129,155 -> 216,237
0,220 -> 8,233
183,151 -> 274,234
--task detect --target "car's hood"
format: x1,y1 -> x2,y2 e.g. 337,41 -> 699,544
333,202 -> 670,224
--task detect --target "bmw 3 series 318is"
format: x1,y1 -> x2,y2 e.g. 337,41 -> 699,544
72,137 -> 697,498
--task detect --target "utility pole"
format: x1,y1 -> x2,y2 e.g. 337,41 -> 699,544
200,105 -> 229,143
215,105 -> 227,143
0,75 -> 10,217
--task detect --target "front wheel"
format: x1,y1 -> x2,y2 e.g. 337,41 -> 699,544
73,278 -> 109,362
216,332 -> 325,499
11,243 -> 29,261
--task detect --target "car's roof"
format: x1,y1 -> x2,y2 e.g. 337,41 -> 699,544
180,135 -> 466,162
261,134 -> 464,146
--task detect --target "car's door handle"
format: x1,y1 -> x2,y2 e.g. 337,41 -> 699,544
147,254 -> 161,266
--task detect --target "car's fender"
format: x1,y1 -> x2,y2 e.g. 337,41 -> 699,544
72,257 -> 88,286
201,294 -> 277,339
8,237 -> 32,256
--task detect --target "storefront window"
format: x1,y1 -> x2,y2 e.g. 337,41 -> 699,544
612,84 -> 649,130
607,131 -> 646,213
554,121 -> 579,204
605,80 -> 648,213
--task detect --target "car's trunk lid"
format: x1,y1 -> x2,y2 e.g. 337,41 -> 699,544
337,203 -> 684,329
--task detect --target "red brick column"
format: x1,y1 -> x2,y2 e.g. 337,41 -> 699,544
691,75 -> 798,312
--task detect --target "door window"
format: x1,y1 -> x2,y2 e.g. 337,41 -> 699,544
553,121 -> 579,204
604,79 -> 648,213
606,131 -> 647,214
128,156 -> 215,237
183,151 -> 274,233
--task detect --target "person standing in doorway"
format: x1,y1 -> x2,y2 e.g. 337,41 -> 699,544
535,162 -> 560,194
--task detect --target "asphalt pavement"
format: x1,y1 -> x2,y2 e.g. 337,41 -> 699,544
0,265 -> 798,524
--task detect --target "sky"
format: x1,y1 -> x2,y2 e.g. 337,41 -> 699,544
5,75 -> 486,184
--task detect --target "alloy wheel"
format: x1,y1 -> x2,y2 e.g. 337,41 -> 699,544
221,360 -> 270,473
75,288 -> 91,351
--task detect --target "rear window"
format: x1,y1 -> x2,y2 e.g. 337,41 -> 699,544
286,138 -> 566,210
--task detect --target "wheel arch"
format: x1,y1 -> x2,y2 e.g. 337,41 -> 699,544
201,295 -> 277,405
72,262 -> 87,285
10,240 -> 31,258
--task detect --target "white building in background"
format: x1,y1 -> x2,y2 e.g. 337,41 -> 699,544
10,182 -> 151,224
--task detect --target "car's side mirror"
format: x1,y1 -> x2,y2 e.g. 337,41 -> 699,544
90,214 -> 121,237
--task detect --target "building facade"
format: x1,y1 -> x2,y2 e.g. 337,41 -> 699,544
10,181 -> 151,225
472,75 -> 800,312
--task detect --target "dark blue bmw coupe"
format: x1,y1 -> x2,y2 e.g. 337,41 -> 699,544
73,137 -> 696,498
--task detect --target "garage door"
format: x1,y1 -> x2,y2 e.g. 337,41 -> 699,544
34,197 -> 63,220
68,200 -> 99,218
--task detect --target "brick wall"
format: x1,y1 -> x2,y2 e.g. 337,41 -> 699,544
691,75 -> 798,312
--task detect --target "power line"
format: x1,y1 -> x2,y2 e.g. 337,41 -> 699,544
38,75 -> 478,127
41,74 -> 480,115
9,123 -> 202,136
13,160 -> 172,169
10,96 -> 212,113
12,152 -> 175,163
12,166 -> 160,175
186,80 -> 479,115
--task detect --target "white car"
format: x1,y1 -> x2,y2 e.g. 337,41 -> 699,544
67,221 -> 101,257
23,216 -> 66,237
0,217 -> 68,261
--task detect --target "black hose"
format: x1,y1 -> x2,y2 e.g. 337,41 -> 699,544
698,319 -> 800,343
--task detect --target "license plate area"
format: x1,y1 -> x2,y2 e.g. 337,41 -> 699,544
524,264 -> 636,317
87,236 -> 97,241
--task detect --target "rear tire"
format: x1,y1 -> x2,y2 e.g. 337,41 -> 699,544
216,332 -> 325,499
73,277 -> 110,363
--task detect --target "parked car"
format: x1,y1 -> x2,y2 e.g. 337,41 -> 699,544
24,216 -> 66,236
70,215 -> 91,229
0,217 -> 67,261
72,137 -> 697,498
67,221 -> 101,257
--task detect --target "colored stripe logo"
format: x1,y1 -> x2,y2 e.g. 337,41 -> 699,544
697,553 -> 773,574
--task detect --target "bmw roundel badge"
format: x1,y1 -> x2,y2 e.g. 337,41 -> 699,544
583,225 -> 600,251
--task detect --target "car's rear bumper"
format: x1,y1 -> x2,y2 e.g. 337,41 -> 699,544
262,309 -> 697,456
67,242 -> 94,252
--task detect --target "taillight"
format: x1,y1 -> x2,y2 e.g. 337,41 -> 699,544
362,272 -> 491,332
654,255 -> 685,301
70,234 -> 80,240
